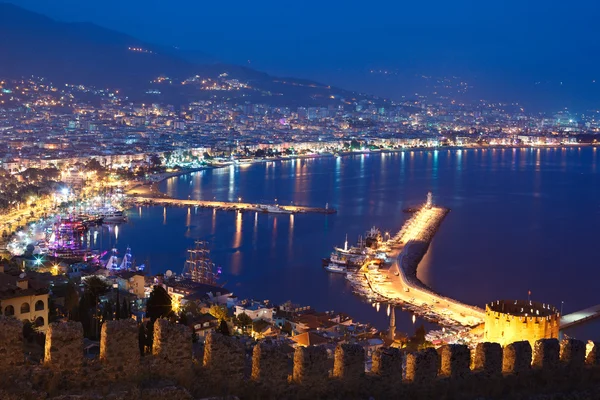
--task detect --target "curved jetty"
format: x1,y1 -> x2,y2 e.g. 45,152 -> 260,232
346,199 -> 485,329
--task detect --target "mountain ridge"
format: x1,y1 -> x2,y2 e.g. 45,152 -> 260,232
0,2 -> 377,106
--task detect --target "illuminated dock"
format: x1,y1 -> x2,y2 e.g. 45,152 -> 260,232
348,201 -> 486,328
128,196 -> 336,215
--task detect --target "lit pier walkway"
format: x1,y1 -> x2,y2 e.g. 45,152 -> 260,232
363,205 -> 486,327
560,304 -> 600,330
129,196 -> 336,214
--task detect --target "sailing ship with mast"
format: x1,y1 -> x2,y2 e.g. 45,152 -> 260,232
182,240 -> 221,285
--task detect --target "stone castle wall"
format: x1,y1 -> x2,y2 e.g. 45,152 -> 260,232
2,316 -> 600,399
484,301 -> 560,347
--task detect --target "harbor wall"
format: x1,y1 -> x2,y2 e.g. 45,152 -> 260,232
398,207 -> 449,293
2,317 -> 600,399
394,207 -> 486,320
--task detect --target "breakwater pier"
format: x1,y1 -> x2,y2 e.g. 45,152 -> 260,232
127,196 -> 336,215
347,199 -> 600,336
353,204 -> 486,328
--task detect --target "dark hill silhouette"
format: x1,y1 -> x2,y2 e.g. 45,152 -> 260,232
0,3 -> 374,106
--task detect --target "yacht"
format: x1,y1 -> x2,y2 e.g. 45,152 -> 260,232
324,263 -> 347,274
258,205 -> 292,214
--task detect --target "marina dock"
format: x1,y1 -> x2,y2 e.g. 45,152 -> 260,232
128,196 -> 336,214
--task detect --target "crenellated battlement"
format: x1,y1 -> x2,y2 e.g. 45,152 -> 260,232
2,317 -> 600,399
484,300 -> 561,348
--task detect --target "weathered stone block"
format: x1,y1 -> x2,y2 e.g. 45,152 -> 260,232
152,319 -> 192,381
585,341 -> 600,366
532,338 -> 559,369
405,348 -> 438,384
560,338 -> 585,368
372,347 -> 402,380
203,331 -> 245,381
0,317 -> 23,369
44,321 -> 83,370
251,342 -> 289,386
502,341 -> 532,374
333,343 -> 364,380
440,344 -> 470,378
473,342 -> 502,377
100,319 -> 140,378
292,346 -> 328,385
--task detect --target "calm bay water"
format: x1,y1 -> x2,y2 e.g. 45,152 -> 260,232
94,148 -> 600,338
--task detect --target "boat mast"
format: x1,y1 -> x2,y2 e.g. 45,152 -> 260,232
183,240 -> 218,285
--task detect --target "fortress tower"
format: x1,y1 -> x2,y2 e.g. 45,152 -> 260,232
484,300 -> 560,347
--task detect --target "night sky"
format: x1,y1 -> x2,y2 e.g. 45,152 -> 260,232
6,0 -> 600,108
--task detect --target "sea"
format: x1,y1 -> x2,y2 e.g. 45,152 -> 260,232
91,147 -> 600,339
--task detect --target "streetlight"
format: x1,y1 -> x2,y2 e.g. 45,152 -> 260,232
561,301 -> 564,315
113,283 -> 120,320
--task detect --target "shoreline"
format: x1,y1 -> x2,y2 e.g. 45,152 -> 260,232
127,143 -> 598,198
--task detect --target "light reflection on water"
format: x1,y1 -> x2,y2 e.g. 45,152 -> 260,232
92,148 -> 600,337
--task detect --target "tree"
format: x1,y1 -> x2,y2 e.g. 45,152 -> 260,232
252,319 -> 270,336
82,276 -> 109,338
83,276 -> 110,306
209,304 -> 228,321
146,285 -> 172,322
138,323 -> 147,356
149,154 -> 162,168
182,301 -> 199,317
281,321 -> 293,335
23,321 -> 35,342
217,319 -> 230,336
236,313 -> 252,333
414,324 -> 426,345
103,301 -> 114,321
64,282 -> 79,320
254,149 -> 266,158
121,299 -> 129,319
179,312 -> 189,327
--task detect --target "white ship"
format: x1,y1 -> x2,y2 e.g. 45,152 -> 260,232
257,205 -> 292,214
105,248 -> 119,269
324,263 -> 347,274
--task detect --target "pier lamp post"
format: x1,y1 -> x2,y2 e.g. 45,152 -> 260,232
561,301 -> 564,315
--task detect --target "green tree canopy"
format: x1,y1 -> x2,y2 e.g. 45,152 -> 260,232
64,281 -> 79,319
208,304 -> 228,321
146,285 -> 172,322
83,276 -> 109,306
235,312 -> 252,333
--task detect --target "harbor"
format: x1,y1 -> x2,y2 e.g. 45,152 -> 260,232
324,193 -> 486,345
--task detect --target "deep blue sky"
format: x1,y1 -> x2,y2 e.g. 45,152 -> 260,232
7,0 -> 600,109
